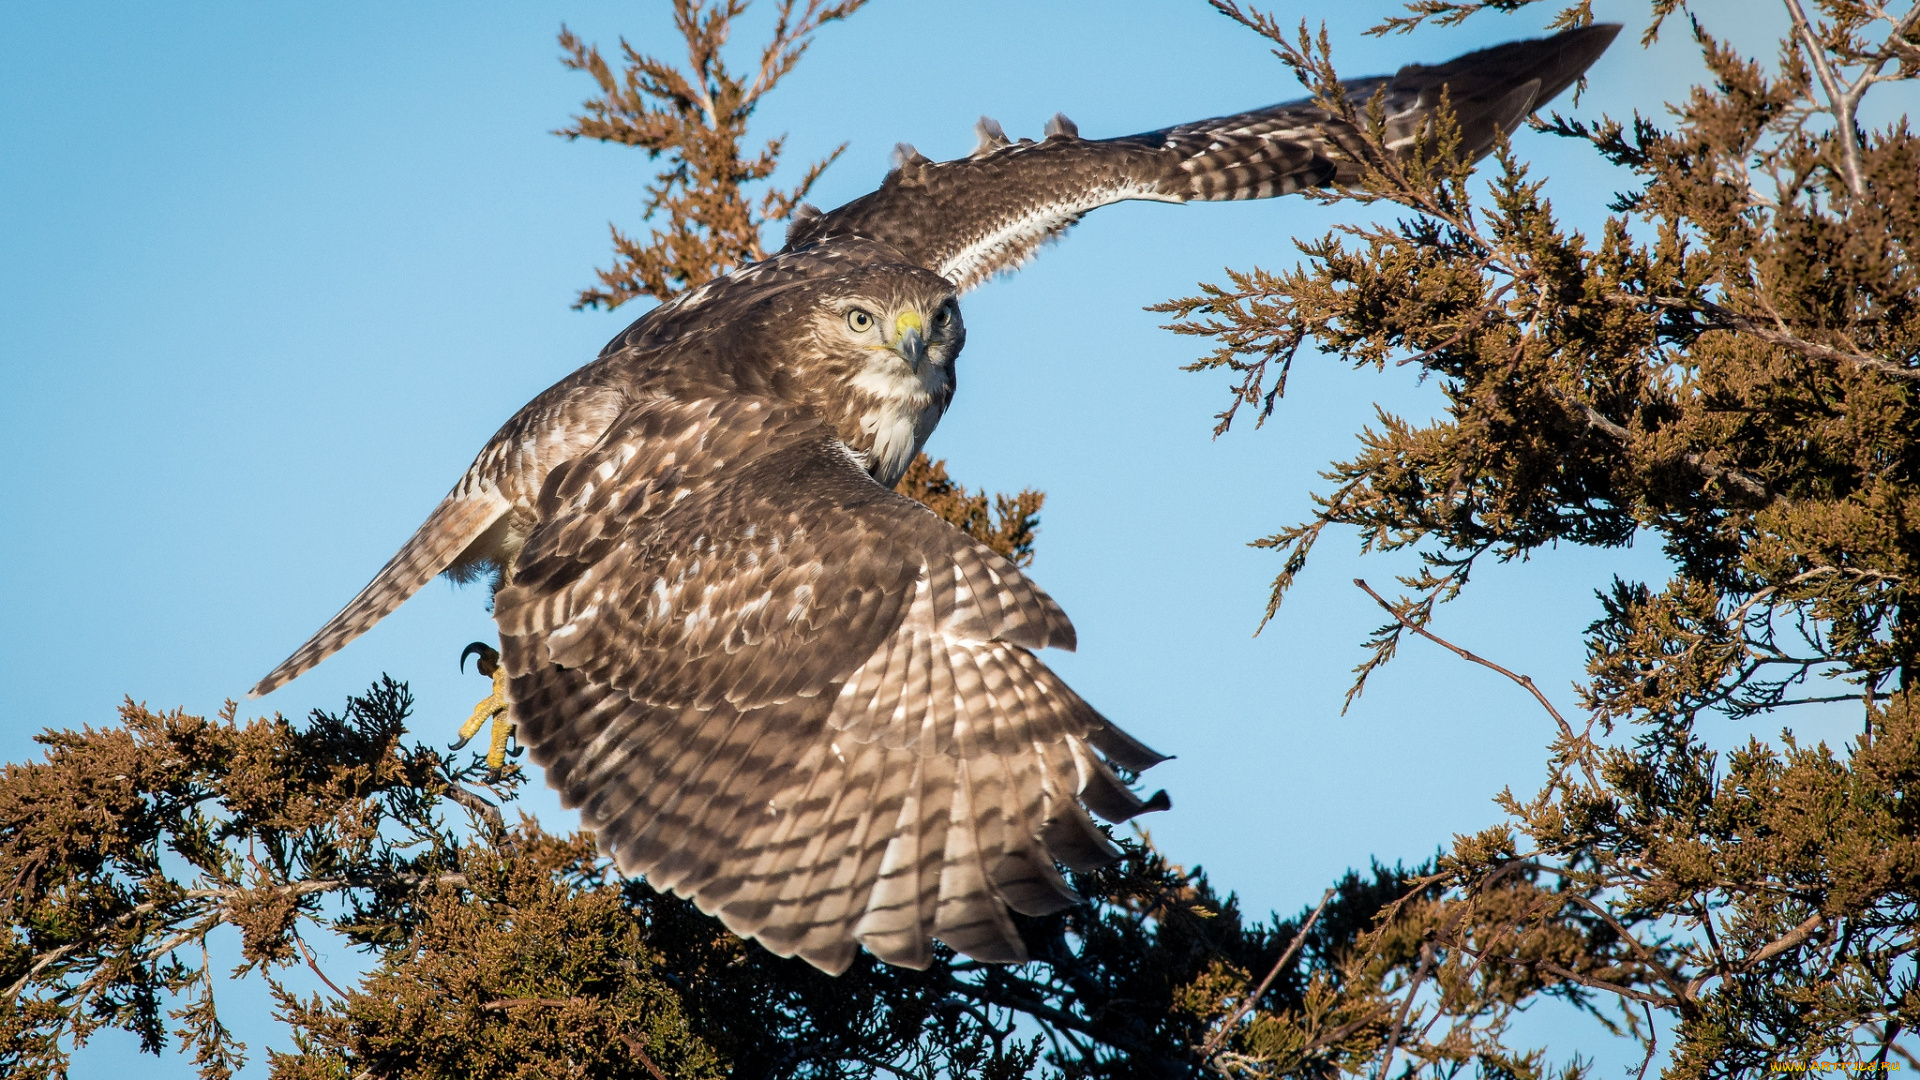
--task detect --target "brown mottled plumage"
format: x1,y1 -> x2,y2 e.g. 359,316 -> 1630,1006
250,25 -> 1617,973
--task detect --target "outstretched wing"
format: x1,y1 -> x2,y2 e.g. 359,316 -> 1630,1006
785,23 -> 1620,291
249,383 -> 627,698
494,397 -> 1168,974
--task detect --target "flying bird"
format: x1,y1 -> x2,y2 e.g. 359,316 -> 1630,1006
251,24 -> 1620,974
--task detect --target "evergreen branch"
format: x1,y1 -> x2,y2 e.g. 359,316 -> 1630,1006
1375,941 -> 1433,1080
1555,389 -> 1776,504
1658,294 -> 1920,383
1198,888 -> 1334,1061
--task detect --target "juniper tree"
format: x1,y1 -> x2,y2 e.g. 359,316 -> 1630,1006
2,5 -> 1345,1078
9,1 -> 1917,1078
1159,0 -> 1920,1073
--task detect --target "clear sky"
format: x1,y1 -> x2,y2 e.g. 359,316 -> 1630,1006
1,0 -> 1898,1074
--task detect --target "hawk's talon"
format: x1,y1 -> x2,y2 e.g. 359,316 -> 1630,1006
460,641 -> 497,676
457,643 -> 515,772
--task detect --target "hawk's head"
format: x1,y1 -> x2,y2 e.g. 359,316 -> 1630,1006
798,266 -> 964,488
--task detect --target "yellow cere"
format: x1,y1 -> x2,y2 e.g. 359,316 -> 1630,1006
893,310 -> 924,337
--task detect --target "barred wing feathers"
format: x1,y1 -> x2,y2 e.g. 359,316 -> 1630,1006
247,490 -> 510,698
249,383 -> 627,698
785,23 -> 1619,291
495,399 -> 1167,973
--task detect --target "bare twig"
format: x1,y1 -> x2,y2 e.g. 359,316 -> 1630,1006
293,931 -> 352,1001
1565,894 -> 1691,1003
1529,957 -> 1679,1009
1377,941 -> 1434,1080
1869,1021 -> 1920,1068
1634,1001 -> 1658,1080
1354,578 -> 1588,754
1199,888 -> 1335,1060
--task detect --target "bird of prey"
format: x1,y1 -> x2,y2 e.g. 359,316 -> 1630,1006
250,24 -> 1619,974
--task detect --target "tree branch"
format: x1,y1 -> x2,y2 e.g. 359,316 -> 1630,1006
1560,393 -> 1776,503
1783,0 -> 1867,195
1199,888 -> 1334,1060
1660,295 -> 1920,383
1376,941 -> 1433,1080
1354,578 -> 1595,779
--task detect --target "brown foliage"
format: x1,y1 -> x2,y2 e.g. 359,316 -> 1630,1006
895,454 -> 1046,568
557,0 -> 864,309
20,0 -> 1920,1075
1161,0 -> 1920,1073
2,680 -> 1430,1079
271,826 -> 725,1080
0,683 -> 491,1079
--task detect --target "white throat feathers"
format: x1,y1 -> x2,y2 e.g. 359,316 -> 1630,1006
849,349 -> 951,488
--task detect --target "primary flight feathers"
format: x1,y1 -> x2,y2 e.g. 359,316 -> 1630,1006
251,24 -> 1617,973
788,23 -> 1620,291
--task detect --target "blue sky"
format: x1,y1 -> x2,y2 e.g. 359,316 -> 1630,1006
1,0 -> 1899,1074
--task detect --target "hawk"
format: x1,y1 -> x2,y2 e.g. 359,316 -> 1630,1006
250,24 -> 1619,973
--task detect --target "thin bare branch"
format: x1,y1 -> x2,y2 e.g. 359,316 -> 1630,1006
1783,0 -> 1867,195
1199,888 -> 1335,1060
1354,579 -> 1582,748
1377,941 -> 1433,1080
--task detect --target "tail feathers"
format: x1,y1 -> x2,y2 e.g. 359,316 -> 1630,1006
249,489 -> 511,698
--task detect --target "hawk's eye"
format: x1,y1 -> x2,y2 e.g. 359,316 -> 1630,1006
846,309 -> 875,333
932,305 -> 953,328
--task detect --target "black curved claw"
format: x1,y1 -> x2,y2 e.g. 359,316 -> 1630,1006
460,641 -> 500,677
449,730 -> 477,752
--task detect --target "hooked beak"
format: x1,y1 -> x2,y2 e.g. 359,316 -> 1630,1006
894,325 -> 928,370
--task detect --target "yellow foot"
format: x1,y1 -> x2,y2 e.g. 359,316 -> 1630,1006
454,642 -> 517,773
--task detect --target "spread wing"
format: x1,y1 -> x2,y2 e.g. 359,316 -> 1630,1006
249,383 -> 629,699
785,23 -> 1620,291
493,397 -> 1168,974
